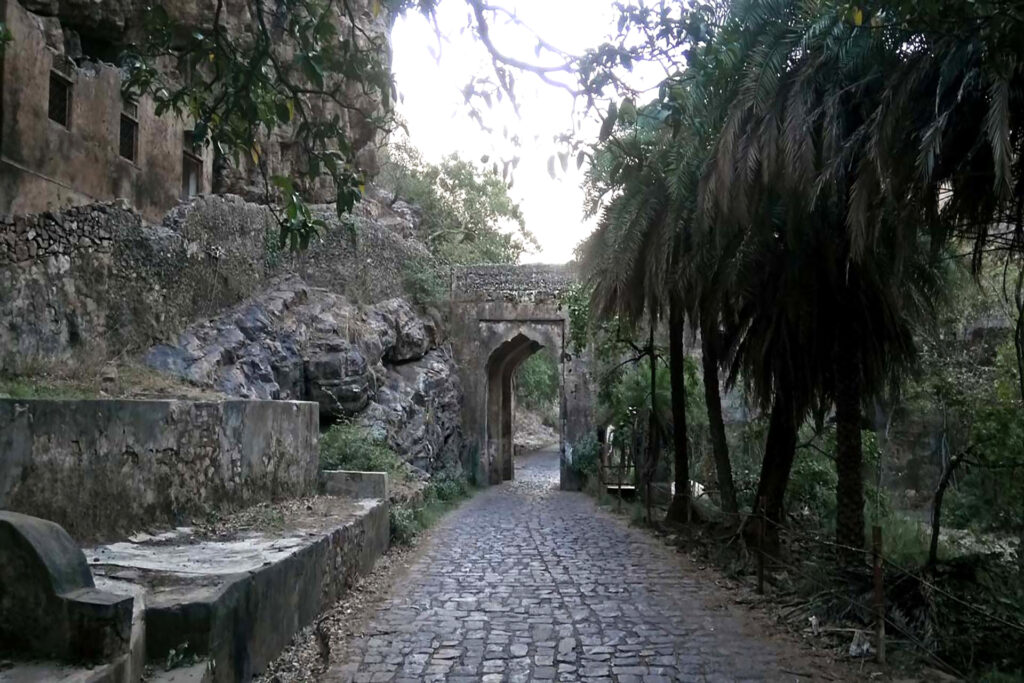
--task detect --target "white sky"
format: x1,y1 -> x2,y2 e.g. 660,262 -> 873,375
390,2 -> 620,264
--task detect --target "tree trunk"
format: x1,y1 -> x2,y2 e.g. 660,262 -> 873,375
700,315 -> 738,517
928,448 -> 971,570
834,327 -> 866,559
644,323 -> 659,524
666,295 -> 692,523
753,388 -> 798,550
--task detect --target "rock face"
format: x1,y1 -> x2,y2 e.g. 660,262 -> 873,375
146,278 -> 464,474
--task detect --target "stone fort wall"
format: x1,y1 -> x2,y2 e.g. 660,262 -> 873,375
0,197 -> 274,369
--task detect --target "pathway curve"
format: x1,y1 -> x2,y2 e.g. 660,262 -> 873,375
326,449 -> 822,682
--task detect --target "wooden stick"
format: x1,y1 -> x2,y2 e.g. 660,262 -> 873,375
757,496 -> 766,595
873,525 -> 886,665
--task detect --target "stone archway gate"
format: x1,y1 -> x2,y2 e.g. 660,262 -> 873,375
449,264 -> 593,490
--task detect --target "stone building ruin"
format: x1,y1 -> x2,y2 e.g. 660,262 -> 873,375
0,0 -> 387,220
0,0 -> 215,220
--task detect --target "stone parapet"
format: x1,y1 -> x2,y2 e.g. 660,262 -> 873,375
451,263 -> 577,303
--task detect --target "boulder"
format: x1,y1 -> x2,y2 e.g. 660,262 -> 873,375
304,345 -> 372,417
145,278 -> 464,473
365,298 -> 431,363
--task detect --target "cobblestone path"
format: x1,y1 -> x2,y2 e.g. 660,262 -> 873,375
326,449 -> 811,682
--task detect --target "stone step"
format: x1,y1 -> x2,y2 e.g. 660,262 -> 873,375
85,494 -> 389,682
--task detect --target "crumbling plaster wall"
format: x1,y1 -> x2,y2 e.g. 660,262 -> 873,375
1,0 -> 388,219
0,397 -> 319,541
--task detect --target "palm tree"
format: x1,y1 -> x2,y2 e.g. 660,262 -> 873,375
845,1 -> 1024,399
705,0 -> 949,555
580,115 -> 706,523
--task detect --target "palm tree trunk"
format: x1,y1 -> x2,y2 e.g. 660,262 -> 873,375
666,294 -> 691,523
700,315 -> 738,517
753,388 -> 798,550
644,323 -> 659,524
834,328 -> 865,558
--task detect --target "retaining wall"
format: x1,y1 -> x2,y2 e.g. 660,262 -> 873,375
0,398 -> 319,541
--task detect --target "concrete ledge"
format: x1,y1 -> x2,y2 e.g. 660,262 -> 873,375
321,470 -> 389,500
88,496 -> 389,682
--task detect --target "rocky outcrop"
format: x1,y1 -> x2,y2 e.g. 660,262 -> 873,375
145,278 -> 463,474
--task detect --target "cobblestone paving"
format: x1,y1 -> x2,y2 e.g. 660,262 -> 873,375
326,450 -> 800,682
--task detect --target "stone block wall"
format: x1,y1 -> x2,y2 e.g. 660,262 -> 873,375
0,198 -> 275,368
0,192 -> 439,370
0,0 -> 215,222
448,264 -> 594,490
0,398 -> 319,542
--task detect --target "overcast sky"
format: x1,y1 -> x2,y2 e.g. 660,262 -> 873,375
390,2 -> 620,264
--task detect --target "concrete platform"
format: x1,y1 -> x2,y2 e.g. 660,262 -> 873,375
1,494 -> 388,682
96,495 -> 388,682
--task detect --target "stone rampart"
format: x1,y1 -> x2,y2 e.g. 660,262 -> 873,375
0,398 -> 319,542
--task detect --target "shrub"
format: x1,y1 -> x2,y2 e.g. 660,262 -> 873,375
401,256 -> 447,307
389,470 -> 474,545
428,469 -> 470,503
389,504 -> 418,545
570,434 -> 601,484
320,422 -> 405,477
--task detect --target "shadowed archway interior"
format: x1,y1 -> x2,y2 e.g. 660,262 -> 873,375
484,332 -> 562,485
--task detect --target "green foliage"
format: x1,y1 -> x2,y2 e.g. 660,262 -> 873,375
425,468 -> 471,504
389,469 -> 473,546
0,22 -> 11,55
262,224 -> 283,271
379,141 -> 538,266
401,255 -> 448,307
123,0 -> 390,248
787,442 -> 838,522
319,423 -> 405,478
943,342 -> 1024,534
563,283 -> 592,355
569,434 -> 601,484
604,358 -> 671,439
901,268 -> 1024,536
389,504 -> 418,545
514,350 -> 559,411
